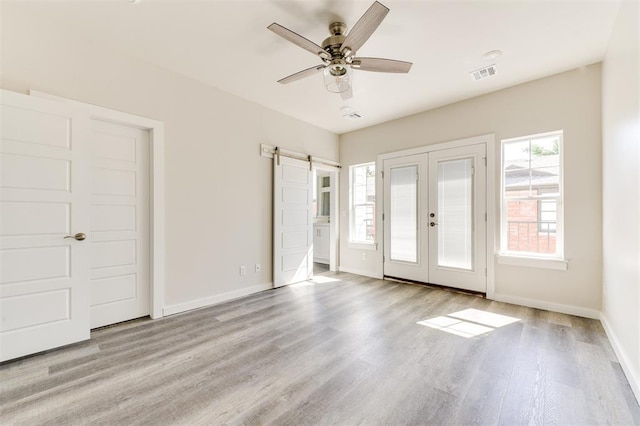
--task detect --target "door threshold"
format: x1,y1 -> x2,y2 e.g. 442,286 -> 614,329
91,315 -> 151,331
383,276 -> 486,298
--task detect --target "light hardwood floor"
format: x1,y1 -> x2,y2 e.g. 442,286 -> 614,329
1,272 -> 639,425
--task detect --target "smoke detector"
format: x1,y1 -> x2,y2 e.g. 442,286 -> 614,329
482,50 -> 502,61
340,106 -> 362,120
470,64 -> 497,81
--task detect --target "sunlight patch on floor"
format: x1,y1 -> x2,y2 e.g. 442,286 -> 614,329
417,308 -> 520,338
290,275 -> 341,288
310,275 -> 340,284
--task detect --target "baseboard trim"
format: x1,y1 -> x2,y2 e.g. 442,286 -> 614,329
338,266 -> 382,279
600,313 -> 640,404
163,282 -> 273,316
492,293 -> 600,319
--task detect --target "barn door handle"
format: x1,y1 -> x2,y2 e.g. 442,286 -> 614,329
64,232 -> 87,241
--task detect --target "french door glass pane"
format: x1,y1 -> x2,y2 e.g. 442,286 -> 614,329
438,158 -> 473,270
390,165 -> 417,263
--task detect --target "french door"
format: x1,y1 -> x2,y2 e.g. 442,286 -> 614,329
383,144 -> 487,293
383,154 -> 429,281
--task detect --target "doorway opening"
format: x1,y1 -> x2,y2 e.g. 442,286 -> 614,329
269,145 -> 340,288
312,168 -> 338,275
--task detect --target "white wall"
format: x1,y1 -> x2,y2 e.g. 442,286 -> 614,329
340,64 -> 603,315
601,0 -> 640,400
0,6 -> 338,312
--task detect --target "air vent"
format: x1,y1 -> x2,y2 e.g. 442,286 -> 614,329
344,112 -> 362,120
470,64 -> 497,81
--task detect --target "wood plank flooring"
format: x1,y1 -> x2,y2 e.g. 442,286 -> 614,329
2,272 -> 639,425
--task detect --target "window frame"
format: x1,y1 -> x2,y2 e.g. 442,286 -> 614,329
499,131 -> 565,262
349,162 -> 376,246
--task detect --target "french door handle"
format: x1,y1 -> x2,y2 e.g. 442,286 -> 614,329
430,222 -> 438,227
64,232 -> 87,241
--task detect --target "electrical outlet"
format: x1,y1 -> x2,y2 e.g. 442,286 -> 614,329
255,264 -> 261,272
240,266 -> 246,276
362,252 -> 367,261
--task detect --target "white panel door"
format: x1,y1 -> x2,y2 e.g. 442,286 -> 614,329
89,120 -> 149,328
383,154 -> 429,281
428,144 -> 486,292
0,89 -> 90,362
273,156 -> 313,287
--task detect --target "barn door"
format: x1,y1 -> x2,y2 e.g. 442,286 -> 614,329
273,155 -> 313,287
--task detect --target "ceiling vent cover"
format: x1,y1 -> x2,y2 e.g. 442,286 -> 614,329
344,112 -> 362,120
470,64 -> 497,81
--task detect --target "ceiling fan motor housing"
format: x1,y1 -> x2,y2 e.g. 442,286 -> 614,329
322,22 -> 350,61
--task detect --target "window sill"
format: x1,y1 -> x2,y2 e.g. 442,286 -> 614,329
497,254 -> 568,271
348,242 -> 377,251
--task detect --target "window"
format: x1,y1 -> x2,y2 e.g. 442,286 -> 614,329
313,171 -> 331,218
318,175 -> 330,217
501,131 -> 563,258
349,162 -> 376,244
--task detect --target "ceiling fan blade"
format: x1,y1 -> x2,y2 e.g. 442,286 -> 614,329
277,65 -> 327,84
340,1 -> 389,55
351,57 -> 412,73
268,23 -> 330,59
340,86 -> 353,101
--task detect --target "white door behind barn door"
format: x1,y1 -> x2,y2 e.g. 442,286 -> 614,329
273,156 -> 313,287
0,90 -> 90,362
89,119 -> 150,328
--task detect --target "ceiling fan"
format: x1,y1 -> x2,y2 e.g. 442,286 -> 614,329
268,1 -> 412,99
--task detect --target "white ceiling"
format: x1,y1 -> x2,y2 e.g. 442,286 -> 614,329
6,0 -> 621,134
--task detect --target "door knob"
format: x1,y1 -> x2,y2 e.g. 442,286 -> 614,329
430,222 -> 438,227
64,232 -> 87,241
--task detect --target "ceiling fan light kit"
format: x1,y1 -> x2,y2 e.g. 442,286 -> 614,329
268,1 -> 412,97
324,60 -> 352,93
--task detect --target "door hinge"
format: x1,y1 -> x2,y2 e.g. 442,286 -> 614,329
471,167 -> 475,176
485,268 -> 487,277
484,157 -> 487,166
485,212 -> 487,222
383,255 -> 386,262
382,213 -> 385,221
381,171 -> 384,179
